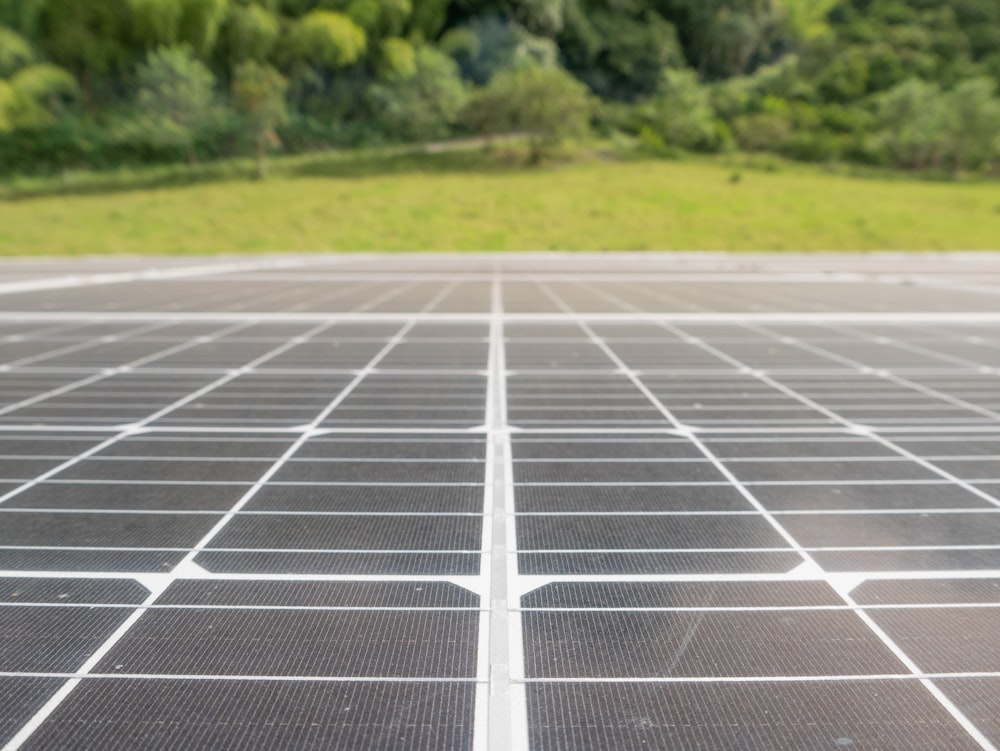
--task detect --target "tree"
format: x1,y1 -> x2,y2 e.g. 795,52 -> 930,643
284,10 -> 366,69
646,68 -> 729,152
464,63 -> 592,163
36,0 -> 132,88
135,46 -> 217,164
776,0 -> 837,46
872,78 -> 951,170
367,46 -> 467,141
407,0 -> 451,39
0,26 -> 34,77
125,0 -> 229,58
176,0 -> 228,56
560,9 -> 685,100
443,16 -> 557,86
0,80 -> 16,131
128,0 -> 185,49
33,0 -> 225,103
1,62 -> 79,131
946,77 -> 1000,171
0,0 -> 46,40
232,60 -> 288,178
657,0 -> 782,78
503,0 -> 565,37
221,3 -> 281,64
329,0 -> 412,40
377,37 -> 417,79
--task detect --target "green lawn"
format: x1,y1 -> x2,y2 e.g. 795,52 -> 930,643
2,155 -> 999,253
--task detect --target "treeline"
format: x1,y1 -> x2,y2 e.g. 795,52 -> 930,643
1,0 -> 999,176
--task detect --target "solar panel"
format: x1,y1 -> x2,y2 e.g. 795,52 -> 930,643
1,253 -> 999,750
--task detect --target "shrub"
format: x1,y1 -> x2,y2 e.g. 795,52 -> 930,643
732,111 -> 794,152
463,63 -> 592,163
283,10 -> 366,70
645,69 -> 731,152
133,46 -> 217,164
367,47 -> 467,142
232,61 -> 289,178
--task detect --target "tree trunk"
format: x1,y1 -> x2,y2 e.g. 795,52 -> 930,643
256,136 -> 268,180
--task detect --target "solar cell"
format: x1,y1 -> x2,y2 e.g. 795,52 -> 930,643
1,253 -> 999,750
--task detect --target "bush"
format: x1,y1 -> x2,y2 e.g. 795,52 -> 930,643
463,63 -> 592,163
276,114 -> 373,152
133,46 -> 217,164
232,61 -> 289,178
644,69 -> 731,152
1,63 -> 80,130
367,47 -> 467,142
283,10 -> 366,70
779,130 -> 842,162
947,77 -> 1000,171
221,4 -> 281,64
732,111 -> 794,152
592,99 -> 645,137
0,25 -> 33,77
0,109 -> 250,175
443,16 -> 556,86
636,124 -> 681,158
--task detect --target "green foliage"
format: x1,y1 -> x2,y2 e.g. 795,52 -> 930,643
0,109 -> 246,171
233,60 -> 288,129
446,17 -> 555,85
328,0 -> 411,39
134,46 -> 217,162
128,0 -> 185,48
733,110 -> 794,151
0,0 -> 998,177
0,0 -> 47,39
407,0 -> 452,39
221,3 -> 281,64
367,46 -> 466,140
377,37 -> 417,79
284,10 -> 366,69
464,63 -> 592,162
871,76 -> 1000,172
0,63 -> 78,131
125,0 -> 227,55
661,0 -> 783,80
176,0 -> 228,55
0,26 -> 34,77
777,0 -> 837,44
36,0 -> 133,79
814,45 -> 869,101
9,63 -> 79,106
780,129 -> 841,162
644,69 -> 730,152
711,56 -> 812,120
561,8 -> 685,100
948,77 -> 1000,170
636,124 -> 675,158
232,60 -> 288,176
0,80 -> 14,131
503,0 -> 565,37
438,27 -> 479,61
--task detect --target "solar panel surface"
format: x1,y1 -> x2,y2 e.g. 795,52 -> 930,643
1,252 -> 999,750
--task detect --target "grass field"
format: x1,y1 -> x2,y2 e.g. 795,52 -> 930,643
2,151 -> 999,253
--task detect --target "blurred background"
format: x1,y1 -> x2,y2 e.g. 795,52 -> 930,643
1,0 -> 999,253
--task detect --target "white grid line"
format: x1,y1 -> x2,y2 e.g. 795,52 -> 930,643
537,281 -> 998,751
4,260 -> 1000,749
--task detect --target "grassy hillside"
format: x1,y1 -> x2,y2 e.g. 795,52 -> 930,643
2,156 -> 999,254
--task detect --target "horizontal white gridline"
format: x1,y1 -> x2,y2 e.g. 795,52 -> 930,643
3,261 -> 1000,751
